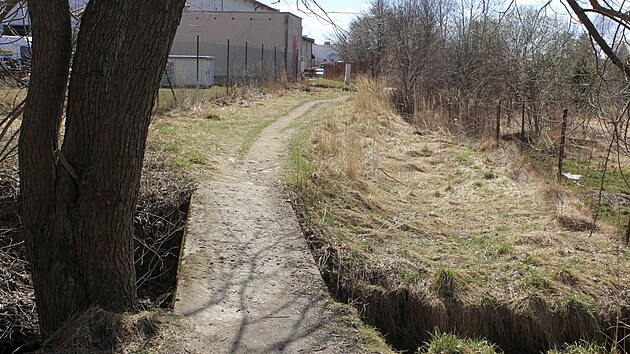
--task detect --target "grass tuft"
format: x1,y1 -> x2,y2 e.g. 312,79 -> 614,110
419,330 -> 498,354
433,268 -> 458,299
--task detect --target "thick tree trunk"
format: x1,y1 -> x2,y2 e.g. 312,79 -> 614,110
19,0 -> 74,337
19,0 -> 186,336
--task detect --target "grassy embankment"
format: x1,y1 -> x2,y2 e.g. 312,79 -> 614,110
28,85 -> 391,353
288,77 -> 629,353
145,85 -> 394,353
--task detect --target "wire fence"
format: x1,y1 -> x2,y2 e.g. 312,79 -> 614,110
404,94 -> 607,181
167,37 -> 302,89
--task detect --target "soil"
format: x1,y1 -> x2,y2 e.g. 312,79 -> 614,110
172,97 -> 366,353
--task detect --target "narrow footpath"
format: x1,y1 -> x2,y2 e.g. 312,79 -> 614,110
173,96 -> 358,353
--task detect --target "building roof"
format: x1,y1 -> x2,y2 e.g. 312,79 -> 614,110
184,0 -> 279,12
250,0 -> 278,11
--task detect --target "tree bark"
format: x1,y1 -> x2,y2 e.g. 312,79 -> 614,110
20,0 -> 74,337
20,0 -> 186,336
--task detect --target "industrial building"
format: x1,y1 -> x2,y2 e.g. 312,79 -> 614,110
313,41 -> 340,65
171,9 -> 303,83
0,0 -> 306,84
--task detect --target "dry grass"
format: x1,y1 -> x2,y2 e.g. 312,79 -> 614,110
38,307 -> 188,354
0,85 -> 26,114
291,77 -> 630,352
0,84 -> 345,352
148,87 -> 337,180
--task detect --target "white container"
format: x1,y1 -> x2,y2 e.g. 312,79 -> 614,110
162,55 -> 215,88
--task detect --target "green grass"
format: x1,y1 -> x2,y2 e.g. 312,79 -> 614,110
237,118 -> 275,160
562,158 -> 629,193
286,98 -> 344,186
556,293 -> 594,313
156,87 -> 228,111
325,300 -> 395,353
419,330 -> 498,354
547,340 -> 609,354
433,267 -> 458,299
418,331 -> 609,354
483,170 -> 496,179
309,78 -> 351,89
534,155 -> 630,230
148,90 -> 340,179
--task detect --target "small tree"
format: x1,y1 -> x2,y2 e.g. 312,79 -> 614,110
19,0 -> 186,336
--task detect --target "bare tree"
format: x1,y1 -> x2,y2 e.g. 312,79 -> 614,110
383,0 -> 450,112
564,0 -> 630,243
336,0 -> 387,76
565,0 -> 630,78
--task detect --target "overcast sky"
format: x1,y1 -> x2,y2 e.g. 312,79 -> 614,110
256,0 -> 568,45
257,0 -> 371,44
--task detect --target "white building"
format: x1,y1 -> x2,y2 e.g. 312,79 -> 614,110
313,41 -> 340,65
1,0 -> 306,81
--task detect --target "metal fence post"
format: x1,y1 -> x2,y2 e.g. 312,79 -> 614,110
196,34 -> 200,89
226,38 -> 230,95
557,108 -> 569,183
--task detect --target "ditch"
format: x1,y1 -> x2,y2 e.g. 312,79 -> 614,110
0,162 -> 194,353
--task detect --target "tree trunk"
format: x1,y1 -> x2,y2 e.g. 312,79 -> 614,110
19,0 -> 186,336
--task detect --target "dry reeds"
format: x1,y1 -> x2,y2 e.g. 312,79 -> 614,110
353,76 -> 392,126
292,76 -> 630,352
38,308 -> 161,354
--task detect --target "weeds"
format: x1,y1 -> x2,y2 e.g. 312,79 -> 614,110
547,340 -> 609,354
420,330 -> 498,354
288,75 -> 629,352
432,268 -> 458,299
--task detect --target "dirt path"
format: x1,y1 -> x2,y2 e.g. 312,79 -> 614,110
173,96 -> 357,353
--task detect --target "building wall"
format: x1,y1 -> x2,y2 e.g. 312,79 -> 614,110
0,0 -> 274,30
300,37 -> 314,71
313,42 -> 340,65
171,11 -> 302,82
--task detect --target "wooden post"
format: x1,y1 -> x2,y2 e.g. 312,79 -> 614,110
423,96 -> 427,130
475,99 -> 479,137
624,216 -> 630,245
447,98 -> 452,124
557,108 -> 568,183
534,102 -> 545,138
413,84 -> 419,132
496,99 -> 501,141
465,99 -> 469,131
521,100 -> 525,139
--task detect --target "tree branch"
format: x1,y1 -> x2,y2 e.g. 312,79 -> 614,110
566,0 -> 630,79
